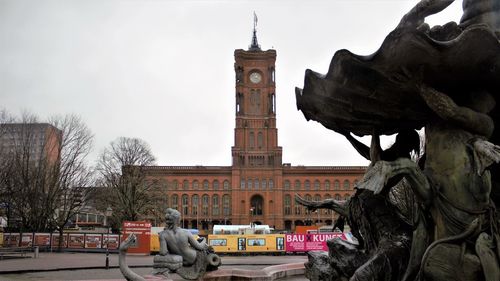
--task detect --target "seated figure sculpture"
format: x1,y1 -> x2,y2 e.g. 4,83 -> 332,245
153,208 -> 221,280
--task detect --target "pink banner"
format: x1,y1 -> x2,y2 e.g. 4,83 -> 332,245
285,233 -> 345,252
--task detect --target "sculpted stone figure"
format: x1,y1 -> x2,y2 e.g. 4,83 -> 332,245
296,0 -> 500,280
153,208 -> 221,280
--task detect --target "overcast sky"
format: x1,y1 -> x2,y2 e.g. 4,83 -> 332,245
0,0 -> 463,167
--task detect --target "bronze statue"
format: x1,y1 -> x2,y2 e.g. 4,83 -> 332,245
296,0 -> 500,280
153,208 -> 221,280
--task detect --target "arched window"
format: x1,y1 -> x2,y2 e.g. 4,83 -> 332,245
191,195 -> 199,215
240,179 -> 245,189
305,180 -> 311,190
284,195 -> 291,215
182,194 -> 189,215
172,180 -> 178,190
343,180 -> 350,190
314,194 -> 321,202
171,195 -> 178,211
247,179 -> 253,190
223,195 -> 231,216
304,194 -> 312,214
223,180 -> 230,190
334,180 -> 340,190
294,180 -> 301,190
335,194 -> 341,200
325,180 -> 331,190
261,179 -> 267,190
284,180 -> 290,190
254,179 -> 260,190
269,179 -> 274,190
193,180 -> 199,190
212,195 -> 220,216
203,180 -> 209,190
213,180 -> 219,190
324,194 -> 331,214
250,195 -> 264,215
183,180 -> 189,190
202,194 -> 209,216
314,180 -> 320,190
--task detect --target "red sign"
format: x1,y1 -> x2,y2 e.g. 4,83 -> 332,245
285,233 -> 345,252
122,221 -> 151,255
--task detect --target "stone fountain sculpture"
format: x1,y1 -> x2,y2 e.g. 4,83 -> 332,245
295,0 -> 500,280
119,208 -> 221,281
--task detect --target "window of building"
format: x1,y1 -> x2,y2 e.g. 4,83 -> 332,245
304,194 -> 312,214
294,180 -> 301,190
212,195 -> 220,216
343,180 -> 350,190
284,195 -> 291,215
172,195 -> 179,211
284,180 -> 290,190
335,194 -> 341,200
324,194 -> 331,214
182,194 -> 188,215
305,180 -> 311,190
314,194 -> 321,202
294,202 -> 301,215
240,179 -> 245,189
193,180 -> 199,190
314,180 -> 320,190
257,132 -> 263,148
164,195 -> 169,208
223,180 -> 230,190
325,180 -> 331,191
334,180 -> 340,190
249,131 -> 255,148
261,179 -> 267,190
247,179 -> 253,190
172,180 -> 178,190
202,194 -> 209,216
269,179 -> 274,190
223,195 -> 231,216
183,180 -> 189,190
203,180 -> 209,190
192,195 -> 199,215
344,194 -> 350,200
213,180 -> 219,190
254,179 -> 259,190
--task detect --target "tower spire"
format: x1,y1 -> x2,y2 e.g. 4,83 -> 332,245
249,12 -> 261,51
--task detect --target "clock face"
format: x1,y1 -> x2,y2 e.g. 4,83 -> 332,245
249,72 -> 262,84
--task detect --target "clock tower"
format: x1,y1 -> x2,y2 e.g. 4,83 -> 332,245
231,17 -> 283,227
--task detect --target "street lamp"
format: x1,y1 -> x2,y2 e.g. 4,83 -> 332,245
104,206 -> 113,270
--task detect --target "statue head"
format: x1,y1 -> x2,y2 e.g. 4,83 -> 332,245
165,208 -> 181,227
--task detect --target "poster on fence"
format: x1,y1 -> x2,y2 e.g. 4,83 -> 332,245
34,233 -> 50,246
68,234 -> 85,248
51,233 -> 67,248
285,233 -> 345,252
3,233 -> 19,247
20,233 -> 33,247
103,234 -> 119,249
122,221 -> 151,254
85,234 -> 102,249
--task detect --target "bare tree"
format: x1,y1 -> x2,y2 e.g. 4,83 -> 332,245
47,114 -> 95,249
0,111 -> 95,248
96,137 -> 156,225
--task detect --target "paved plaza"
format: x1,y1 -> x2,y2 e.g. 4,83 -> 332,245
0,252 -> 308,280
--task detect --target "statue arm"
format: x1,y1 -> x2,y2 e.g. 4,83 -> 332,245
159,233 -> 168,255
398,0 -> 455,29
188,233 -> 208,251
419,86 -> 494,138
295,194 -> 349,217
343,132 -> 371,160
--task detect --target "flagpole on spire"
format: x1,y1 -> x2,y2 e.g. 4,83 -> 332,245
249,11 -> 261,51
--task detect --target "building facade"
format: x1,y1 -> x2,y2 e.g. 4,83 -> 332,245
143,29 -> 366,233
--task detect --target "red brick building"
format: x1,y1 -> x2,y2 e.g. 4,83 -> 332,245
143,29 -> 365,233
